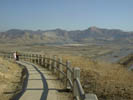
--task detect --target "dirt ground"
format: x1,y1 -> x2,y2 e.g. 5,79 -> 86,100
0,57 -> 25,100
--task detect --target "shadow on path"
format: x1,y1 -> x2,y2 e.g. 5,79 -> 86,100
25,62 -> 48,100
13,61 -> 48,100
12,62 -> 29,100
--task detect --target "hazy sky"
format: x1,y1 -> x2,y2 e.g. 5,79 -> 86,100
0,0 -> 133,31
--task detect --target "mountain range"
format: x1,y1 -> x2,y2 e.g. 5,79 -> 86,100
0,27 -> 133,45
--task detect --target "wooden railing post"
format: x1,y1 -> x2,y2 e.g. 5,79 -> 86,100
53,56 -> 57,73
41,55 -> 44,67
32,54 -> 34,63
34,54 -> 36,63
47,55 -> 50,69
39,55 -> 42,65
20,53 -> 22,61
25,54 -> 27,61
24,54 -> 26,61
29,54 -> 31,62
31,54 -> 33,62
44,55 -> 47,67
73,67 -> 80,98
48,55 -> 52,70
26,54 -> 28,61
19,53 -> 21,60
59,58 -> 63,79
27,54 -> 29,61
41,55 -> 43,66
45,55 -> 48,67
38,54 -> 40,65
66,60 -> 72,89
28,54 -> 30,61
37,54 -> 40,65
36,54 -> 38,64
23,54 -> 25,61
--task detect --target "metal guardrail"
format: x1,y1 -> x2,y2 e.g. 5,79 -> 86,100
0,52 -> 98,100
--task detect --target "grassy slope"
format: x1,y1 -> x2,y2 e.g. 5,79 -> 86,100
118,54 -> 133,67
0,58 -> 23,100
61,55 -> 133,100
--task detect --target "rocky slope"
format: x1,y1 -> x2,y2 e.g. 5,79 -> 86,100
0,27 -> 133,45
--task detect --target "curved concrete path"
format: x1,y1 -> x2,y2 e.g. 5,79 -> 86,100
17,61 -> 72,100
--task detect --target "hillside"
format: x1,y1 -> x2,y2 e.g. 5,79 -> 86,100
0,27 -> 133,45
0,58 -> 25,100
118,54 -> 133,69
62,55 -> 133,100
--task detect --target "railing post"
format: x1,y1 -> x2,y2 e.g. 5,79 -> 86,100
32,54 -> 34,63
43,55 -> 46,67
36,54 -> 38,64
37,54 -> 40,65
59,58 -> 63,79
25,54 -> 27,61
20,53 -> 23,61
27,54 -> 29,62
48,55 -> 52,70
23,54 -> 25,61
38,54 -> 40,65
73,67 -> 80,98
28,54 -> 30,62
29,54 -> 32,62
41,55 -> 44,67
47,55 -> 50,69
46,55 -> 49,68
39,55 -> 42,66
44,55 -> 47,67
20,53 -> 22,61
66,60 -> 72,89
28,54 -> 30,61
53,56 -> 57,73
19,53 -> 21,60
30,54 -> 33,63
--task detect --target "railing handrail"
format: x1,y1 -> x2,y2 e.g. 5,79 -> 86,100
0,52 -> 98,100
75,78 -> 85,100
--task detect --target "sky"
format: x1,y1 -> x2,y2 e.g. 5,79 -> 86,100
0,0 -> 133,31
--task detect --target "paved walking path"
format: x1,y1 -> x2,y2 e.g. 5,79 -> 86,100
17,61 -> 72,100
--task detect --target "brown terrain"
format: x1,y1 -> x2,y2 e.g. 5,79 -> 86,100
0,46 -> 133,100
61,55 -> 133,100
0,57 -> 25,100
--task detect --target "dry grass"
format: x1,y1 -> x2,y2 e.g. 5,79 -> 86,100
0,57 -> 22,100
61,55 -> 133,100
0,58 -> 20,80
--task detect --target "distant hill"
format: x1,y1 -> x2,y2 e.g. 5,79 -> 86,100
0,27 -> 133,45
